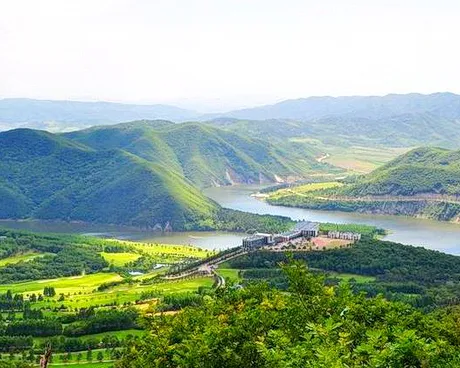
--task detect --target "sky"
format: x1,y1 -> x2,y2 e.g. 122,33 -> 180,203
1,0 -> 460,112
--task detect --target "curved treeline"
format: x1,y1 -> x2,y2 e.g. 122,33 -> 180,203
227,239 -> 460,285
0,230 -> 109,283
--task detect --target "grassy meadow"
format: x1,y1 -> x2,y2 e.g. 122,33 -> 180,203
0,252 -> 48,266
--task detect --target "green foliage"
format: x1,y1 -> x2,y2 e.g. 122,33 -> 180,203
63,308 -> 139,337
214,208 -> 294,233
0,126 -> 316,231
67,121 -> 322,188
0,128 -> 218,230
229,238 -> 460,286
266,147 -> 460,221
344,147 -> 460,196
116,261 -> 460,367
0,230 -> 108,283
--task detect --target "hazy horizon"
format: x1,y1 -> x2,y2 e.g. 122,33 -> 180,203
2,0 -> 460,111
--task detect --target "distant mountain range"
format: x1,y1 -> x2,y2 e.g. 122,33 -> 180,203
0,98 -> 198,131
218,92 -> 460,120
3,93 -> 460,148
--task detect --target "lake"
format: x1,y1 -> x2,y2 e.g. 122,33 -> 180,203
0,220 -> 245,251
204,185 -> 460,255
2,184 -> 460,254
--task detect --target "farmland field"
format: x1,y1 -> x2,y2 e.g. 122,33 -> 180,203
322,146 -> 410,173
0,271 -> 214,309
0,272 -> 123,295
267,182 -> 343,201
100,252 -> 141,267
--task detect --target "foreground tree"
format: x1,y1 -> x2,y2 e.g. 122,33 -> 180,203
117,261 -> 460,367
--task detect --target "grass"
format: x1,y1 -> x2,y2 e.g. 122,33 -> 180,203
0,271 -> 214,309
1,348 -> 115,367
130,242 -> 212,259
330,272 -> 376,283
322,146 -> 410,173
268,182 -> 343,200
216,268 -> 241,282
100,252 -> 141,267
102,240 -> 214,263
0,252 -> 48,266
0,272 -> 123,295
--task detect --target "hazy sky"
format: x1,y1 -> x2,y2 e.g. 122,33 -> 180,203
1,0 -> 460,111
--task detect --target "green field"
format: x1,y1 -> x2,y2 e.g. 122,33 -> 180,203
129,241 -> 213,260
268,181 -> 343,201
330,272 -> 376,283
0,272 -> 123,295
216,268 -> 241,282
0,252 -> 48,266
0,271 -> 214,308
100,252 -> 141,267
322,146 -> 410,173
35,329 -> 145,345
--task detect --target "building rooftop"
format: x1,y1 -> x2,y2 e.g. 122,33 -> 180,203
243,234 -> 267,241
294,221 -> 319,231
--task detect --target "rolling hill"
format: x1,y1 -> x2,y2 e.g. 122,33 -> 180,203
343,147 -> 460,196
4,93 -> 460,150
266,147 -> 460,222
0,128 -> 218,229
0,125 -> 300,231
65,120 -> 328,188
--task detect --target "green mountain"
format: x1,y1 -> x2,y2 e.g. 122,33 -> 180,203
0,128 -> 218,229
344,147 -> 460,196
266,147 -> 460,221
208,113 -> 460,149
65,120 -> 328,188
0,126 -> 297,231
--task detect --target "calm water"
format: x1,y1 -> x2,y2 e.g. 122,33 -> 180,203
3,184 -> 460,254
0,220 -> 244,251
204,185 -> 460,255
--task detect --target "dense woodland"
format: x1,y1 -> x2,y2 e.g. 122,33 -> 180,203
227,238 -> 460,309
117,261 -> 460,367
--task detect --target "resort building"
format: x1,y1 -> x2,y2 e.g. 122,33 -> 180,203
327,231 -> 361,241
242,221 -> 320,249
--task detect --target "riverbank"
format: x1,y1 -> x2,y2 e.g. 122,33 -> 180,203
204,185 -> 460,255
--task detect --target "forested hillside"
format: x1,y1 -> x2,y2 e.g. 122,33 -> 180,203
0,127 -> 299,230
117,261 -> 460,367
266,147 -> 460,221
65,120 -> 326,187
0,128 -> 219,229
343,147 -> 460,196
